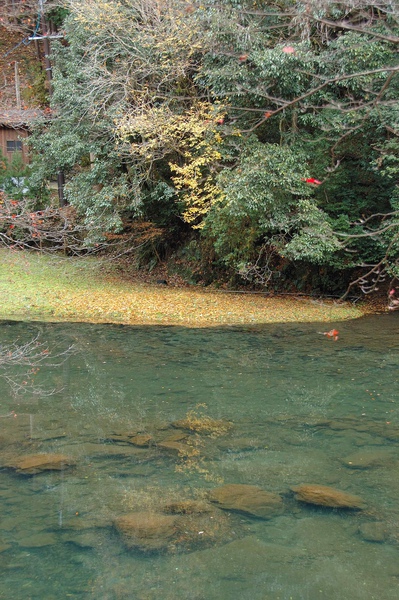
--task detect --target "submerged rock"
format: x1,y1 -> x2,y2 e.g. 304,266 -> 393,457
61,531 -> 103,549
129,434 -> 153,447
171,416 -> 232,435
342,450 -> 395,469
18,533 -> 58,548
114,512 -> 178,552
305,416 -> 399,443
106,433 -> 153,447
157,440 -> 196,456
208,483 -> 283,519
162,499 -> 212,515
217,437 -> 264,452
0,542 -> 11,553
6,453 -> 76,475
160,431 -> 189,442
114,503 -> 236,554
291,484 -> 365,509
358,522 -> 388,543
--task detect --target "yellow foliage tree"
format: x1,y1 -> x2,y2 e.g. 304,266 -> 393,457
117,102 -> 226,227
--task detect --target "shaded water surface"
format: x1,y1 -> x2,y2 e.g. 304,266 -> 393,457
0,315 -> 398,599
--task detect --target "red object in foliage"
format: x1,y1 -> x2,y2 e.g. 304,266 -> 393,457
323,329 -> 339,341
239,54 -> 248,62
282,46 -> 295,54
216,118 -> 224,125
303,178 -> 322,185
264,111 -> 272,119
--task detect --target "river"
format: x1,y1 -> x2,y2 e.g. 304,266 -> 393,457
0,315 -> 398,599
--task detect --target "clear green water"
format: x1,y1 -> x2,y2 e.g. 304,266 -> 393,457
0,315 -> 398,600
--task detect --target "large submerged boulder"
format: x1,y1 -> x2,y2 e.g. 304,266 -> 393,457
114,512 -> 178,552
114,500 -> 237,554
291,484 -> 366,509
208,483 -> 283,519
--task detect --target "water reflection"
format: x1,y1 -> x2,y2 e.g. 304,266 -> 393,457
0,315 -> 398,599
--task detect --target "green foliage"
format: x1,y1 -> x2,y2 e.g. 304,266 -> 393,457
30,0 -> 205,237
47,6 -> 70,28
21,59 -> 49,108
217,139 -> 312,216
0,150 -> 27,180
201,139 -> 341,277
26,0 -> 399,294
0,151 -> 39,202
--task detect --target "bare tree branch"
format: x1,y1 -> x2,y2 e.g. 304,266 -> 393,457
0,333 -> 75,399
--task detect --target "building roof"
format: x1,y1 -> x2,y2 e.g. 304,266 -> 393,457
0,109 -> 44,128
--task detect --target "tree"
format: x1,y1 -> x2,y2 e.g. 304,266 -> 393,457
27,0 -> 399,294
29,0 -> 211,249
193,0 -> 399,293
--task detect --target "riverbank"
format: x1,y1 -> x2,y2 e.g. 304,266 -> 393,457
0,249 -> 375,327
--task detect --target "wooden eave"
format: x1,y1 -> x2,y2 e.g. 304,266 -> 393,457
0,109 -> 44,129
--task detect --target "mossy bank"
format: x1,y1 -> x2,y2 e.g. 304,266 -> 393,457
0,249 -> 370,327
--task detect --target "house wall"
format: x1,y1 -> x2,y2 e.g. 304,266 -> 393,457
0,126 -> 30,166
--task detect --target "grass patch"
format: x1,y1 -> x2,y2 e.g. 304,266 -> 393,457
0,249 -> 368,326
